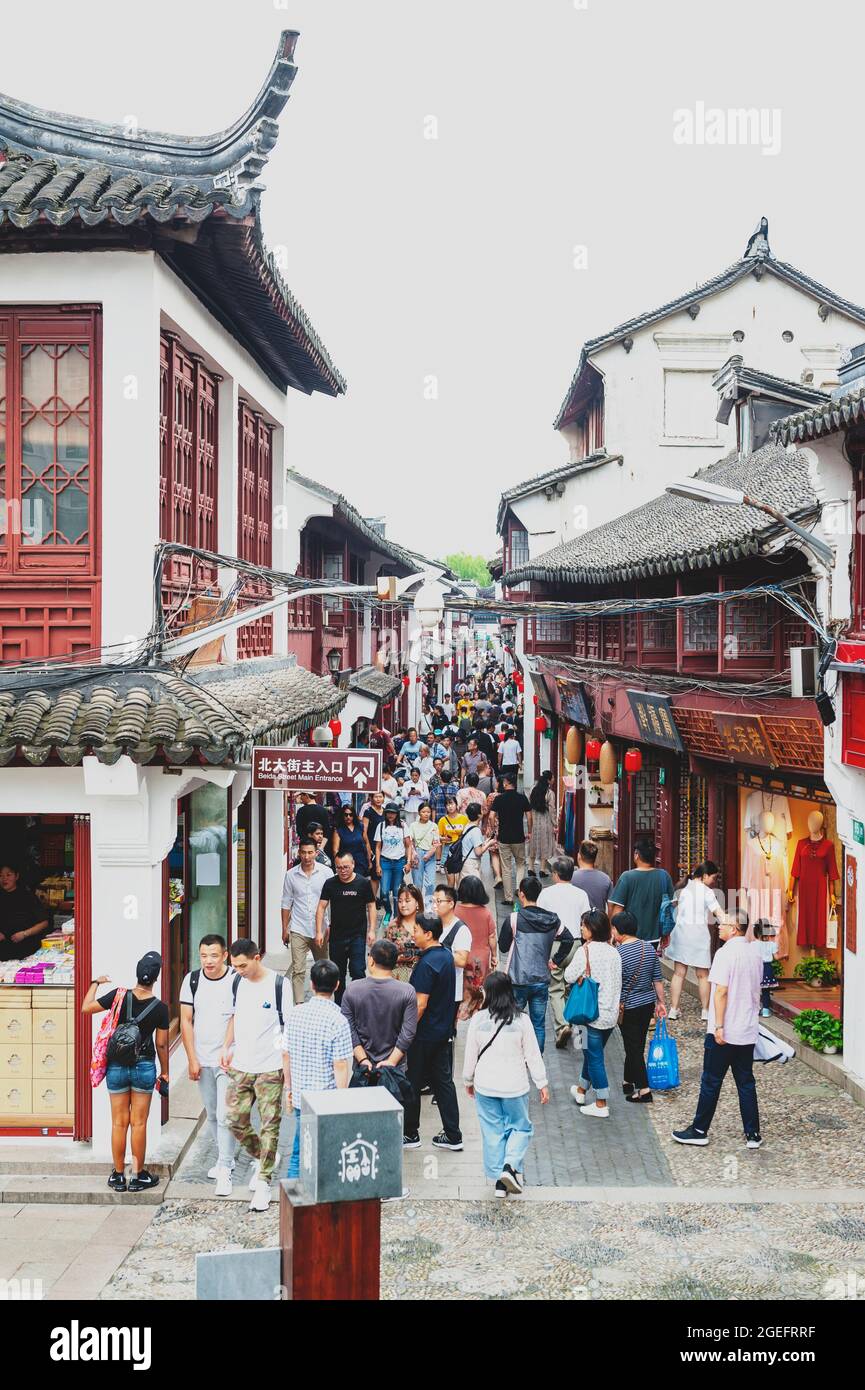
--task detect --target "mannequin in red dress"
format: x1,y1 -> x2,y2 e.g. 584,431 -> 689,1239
788,811 -> 839,950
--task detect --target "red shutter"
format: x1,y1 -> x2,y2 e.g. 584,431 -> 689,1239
159,333 -> 219,611
236,402 -> 273,658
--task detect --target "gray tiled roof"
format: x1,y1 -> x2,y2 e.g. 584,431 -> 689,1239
772,385 -> 865,446
0,658 -> 344,767
0,32 -> 345,397
287,469 -> 448,576
348,666 -> 403,702
553,238 -> 865,429
496,451 -> 619,534
502,444 -> 818,586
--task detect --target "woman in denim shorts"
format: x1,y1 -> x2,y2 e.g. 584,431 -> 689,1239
83,951 -> 170,1193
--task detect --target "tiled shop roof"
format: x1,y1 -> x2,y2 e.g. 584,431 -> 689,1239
502,444 -> 818,586
348,666 -> 404,703
0,658 -> 345,767
553,222 -> 865,428
495,451 -> 619,534
0,32 -> 345,397
288,470 -> 450,576
772,385 -> 865,445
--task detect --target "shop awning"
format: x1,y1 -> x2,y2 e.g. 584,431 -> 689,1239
0,657 -> 345,768
347,666 -> 403,704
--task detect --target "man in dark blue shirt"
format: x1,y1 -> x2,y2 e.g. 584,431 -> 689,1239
404,915 -> 463,1151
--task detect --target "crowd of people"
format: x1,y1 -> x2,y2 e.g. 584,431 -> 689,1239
87,664 -> 770,1204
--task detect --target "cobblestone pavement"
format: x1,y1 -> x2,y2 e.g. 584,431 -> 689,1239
645,991 -> 865,1188
100,1193 -> 865,1301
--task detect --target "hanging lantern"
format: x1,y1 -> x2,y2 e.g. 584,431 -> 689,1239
565,725 -> 582,765
328,719 -> 342,740
585,736 -> 602,764
598,739 -> 617,785
402,675 -> 411,688
534,713 -> 549,734
624,746 -> 643,790
532,694 -> 539,707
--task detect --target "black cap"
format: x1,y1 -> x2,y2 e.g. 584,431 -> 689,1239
136,951 -> 163,985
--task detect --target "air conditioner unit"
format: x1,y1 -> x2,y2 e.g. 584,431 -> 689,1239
790,646 -> 819,698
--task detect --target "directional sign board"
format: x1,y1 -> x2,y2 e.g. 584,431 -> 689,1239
252,746 -> 382,794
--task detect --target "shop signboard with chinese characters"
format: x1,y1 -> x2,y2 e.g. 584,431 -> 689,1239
846,856 -> 857,954
626,691 -> 684,752
252,747 -> 382,794
711,713 -> 776,765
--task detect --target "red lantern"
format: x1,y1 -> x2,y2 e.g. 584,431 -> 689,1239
402,675 -> 410,688
534,713 -> 548,734
328,719 -> 342,740
532,694 -> 539,707
585,736 -> 602,764
624,746 -> 643,789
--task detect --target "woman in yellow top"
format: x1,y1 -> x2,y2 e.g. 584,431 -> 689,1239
456,696 -> 474,722
437,795 -> 469,887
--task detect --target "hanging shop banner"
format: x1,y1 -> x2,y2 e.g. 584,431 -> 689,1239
557,680 -> 592,727
529,672 -> 557,714
626,690 -> 684,752
252,746 -> 382,793
846,856 -> 857,954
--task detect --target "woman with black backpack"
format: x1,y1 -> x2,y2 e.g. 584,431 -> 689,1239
82,951 -> 169,1193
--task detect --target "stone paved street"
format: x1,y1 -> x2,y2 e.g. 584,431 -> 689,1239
99,1193 -> 865,1301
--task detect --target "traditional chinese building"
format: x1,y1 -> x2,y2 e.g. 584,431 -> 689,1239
0,33 -> 349,1153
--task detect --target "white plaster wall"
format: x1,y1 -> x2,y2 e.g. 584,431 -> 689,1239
556,272 -> 865,537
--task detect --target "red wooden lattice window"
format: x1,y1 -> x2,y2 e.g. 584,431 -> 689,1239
237,401 -> 273,659
724,596 -> 773,658
602,617 -> 621,663
0,307 -> 100,660
641,609 -> 676,653
159,332 -> 218,609
573,618 -> 587,659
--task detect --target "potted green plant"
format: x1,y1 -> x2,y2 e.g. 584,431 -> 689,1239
792,1008 -> 843,1054
793,956 -> 838,989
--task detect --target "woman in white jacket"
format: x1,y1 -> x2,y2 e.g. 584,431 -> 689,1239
666,861 -> 725,1022
463,971 -> 549,1196
565,909 -> 622,1118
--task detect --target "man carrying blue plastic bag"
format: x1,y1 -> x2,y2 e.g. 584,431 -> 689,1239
672,911 -> 764,1151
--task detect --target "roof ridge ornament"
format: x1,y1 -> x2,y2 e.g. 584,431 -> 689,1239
744,215 -> 771,260
0,29 -> 300,191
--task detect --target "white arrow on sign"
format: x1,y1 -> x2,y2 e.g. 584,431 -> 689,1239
347,756 -> 376,789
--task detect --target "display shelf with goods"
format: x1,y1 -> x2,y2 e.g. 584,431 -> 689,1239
0,813 -> 76,1130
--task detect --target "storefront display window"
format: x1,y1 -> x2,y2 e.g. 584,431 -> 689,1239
0,813 -> 77,1131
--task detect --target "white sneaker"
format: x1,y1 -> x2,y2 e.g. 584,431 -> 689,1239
569,1085 -> 588,1106
701,1009 -> 709,1021
214,1166 -> 233,1197
208,1162 -> 235,1180
249,1179 -> 272,1212
668,1008 -> 680,1021
248,1152 -> 280,1191
581,1101 -> 610,1119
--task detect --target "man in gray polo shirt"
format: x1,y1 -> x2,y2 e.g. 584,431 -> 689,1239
281,838 -> 331,1004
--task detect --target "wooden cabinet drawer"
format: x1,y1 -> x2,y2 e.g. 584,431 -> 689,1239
0,1010 -> 32,1044
33,1044 -> 68,1079
0,1044 -> 32,1078
33,1080 -> 68,1115
33,1009 -> 67,1044
0,1079 -> 32,1116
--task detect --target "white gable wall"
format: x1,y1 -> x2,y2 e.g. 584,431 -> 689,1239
562,270 -> 865,536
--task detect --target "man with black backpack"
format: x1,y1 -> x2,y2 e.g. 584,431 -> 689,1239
220,939 -> 288,1213
179,934 -> 237,1197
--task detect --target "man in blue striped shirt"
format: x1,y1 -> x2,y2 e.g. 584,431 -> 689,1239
282,959 -> 353,1180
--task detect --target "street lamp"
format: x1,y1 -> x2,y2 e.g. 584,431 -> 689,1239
665,480 -> 834,569
412,578 -> 446,630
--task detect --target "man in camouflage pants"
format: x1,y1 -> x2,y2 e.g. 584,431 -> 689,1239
220,940 -> 287,1212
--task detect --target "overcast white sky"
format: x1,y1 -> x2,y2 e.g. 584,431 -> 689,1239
4,0 -> 864,558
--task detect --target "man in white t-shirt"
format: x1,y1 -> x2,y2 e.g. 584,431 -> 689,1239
673,913 -> 763,1150
281,840 -> 332,1005
433,885 -> 473,1023
180,935 -> 237,1196
538,856 -> 591,1049
221,939 -> 290,1212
